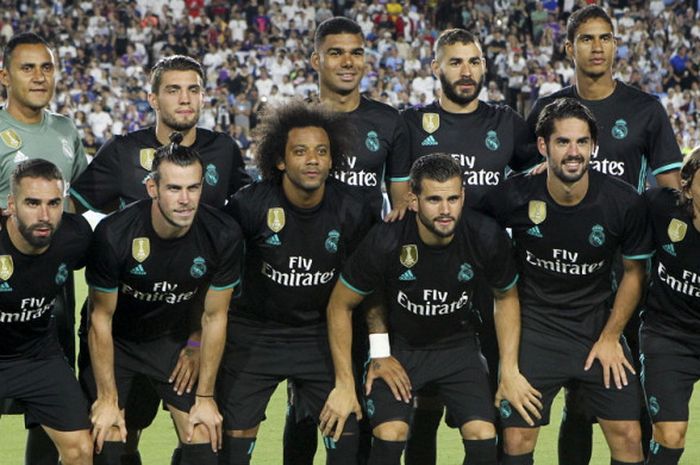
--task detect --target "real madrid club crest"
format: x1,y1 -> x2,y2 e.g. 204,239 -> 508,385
0,129 -> 21,149
139,148 -> 156,171
365,131 -> 380,152
325,230 -> 340,253
55,263 -> 69,285
190,257 -> 207,278
205,164 -> 219,186
422,113 -> 440,134
667,218 -> 687,243
400,244 -> 418,268
588,224 -> 606,247
267,208 -> 285,233
0,255 -> 13,281
132,237 -> 150,263
484,130 -> 500,151
61,138 -> 74,160
458,263 -> 473,282
611,119 -> 628,140
528,200 -> 547,225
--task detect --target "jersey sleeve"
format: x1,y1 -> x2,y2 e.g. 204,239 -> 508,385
385,115 -> 411,182
646,99 -> 683,176
209,216 -> 244,290
474,217 -> 518,292
69,136 -> 122,212
70,214 -> 94,270
473,181 -> 512,228
621,192 -> 654,260
85,221 -> 122,292
226,135 -> 252,196
69,122 -> 88,183
508,110 -> 541,173
223,186 -> 254,238
339,223 -> 389,296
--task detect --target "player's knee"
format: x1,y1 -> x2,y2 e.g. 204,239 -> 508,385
606,421 -> 642,456
654,424 -> 687,449
58,439 -> 93,465
460,420 -> 496,440
503,427 -> 537,455
373,421 -> 410,442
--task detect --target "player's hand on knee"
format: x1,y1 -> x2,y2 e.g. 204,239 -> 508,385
90,399 -> 126,453
495,371 -> 542,426
584,335 -> 635,390
187,397 -> 223,452
170,344 -> 200,395
365,356 -> 412,403
320,385 -> 362,442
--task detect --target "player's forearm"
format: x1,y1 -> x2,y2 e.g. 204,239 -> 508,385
388,181 -> 409,211
328,301 -> 356,388
493,287 -> 522,375
600,262 -> 645,340
88,313 -> 118,401
366,294 -> 389,334
655,170 -> 681,190
197,305 -> 227,395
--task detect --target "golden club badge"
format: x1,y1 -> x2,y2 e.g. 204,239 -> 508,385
667,218 -> 687,243
422,113 -> 440,134
0,255 -> 13,281
528,200 -> 547,225
132,237 -> 151,263
400,244 -> 418,268
0,129 -> 21,149
267,208 -> 285,233
139,148 -> 156,171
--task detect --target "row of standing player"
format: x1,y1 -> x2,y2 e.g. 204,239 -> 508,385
0,6 -> 693,465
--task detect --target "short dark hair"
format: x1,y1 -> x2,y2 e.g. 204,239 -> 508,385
11,158 -> 64,196
314,17 -> 363,50
149,55 -> 205,94
434,28 -> 480,58
566,5 -> 614,44
535,97 -> 598,144
680,148 -> 700,218
254,99 -> 351,183
410,153 -> 463,195
2,32 -> 51,69
151,143 -> 203,184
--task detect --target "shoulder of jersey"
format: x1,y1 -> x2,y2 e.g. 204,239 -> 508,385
96,198 -> 148,231
535,85 -> 576,108
198,202 -> 241,231
360,96 -> 400,115
196,127 -> 234,147
233,179 -> 275,201
593,169 -> 640,198
60,211 -> 93,236
615,81 -> 662,104
644,186 -> 681,210
43,110 -> 81,132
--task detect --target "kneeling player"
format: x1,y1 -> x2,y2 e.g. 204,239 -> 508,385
478,98 -> 652,465
640,150 -> 700,465
322,154 -> 541,465
82,144 -> 243,465
0,160 -> 93,465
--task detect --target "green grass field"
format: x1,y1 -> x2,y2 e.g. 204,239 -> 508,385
1,271 -> 698,464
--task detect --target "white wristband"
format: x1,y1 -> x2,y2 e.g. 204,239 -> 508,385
369,333 -> 391,358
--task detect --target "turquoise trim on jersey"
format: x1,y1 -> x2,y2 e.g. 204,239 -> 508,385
387,176 -> 410,182
340,274 -> 373,296
209,279 -> 239,291
623,253 -> 654,260
637,156 -> 648,193
496,274 -> 519,292
90,284 -> 118,293
651,162 -> 683,176
68,188 -> 100,212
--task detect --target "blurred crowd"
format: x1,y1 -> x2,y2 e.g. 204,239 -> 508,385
0,0 -> 699,159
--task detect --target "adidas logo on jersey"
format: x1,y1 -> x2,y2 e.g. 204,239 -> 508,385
527,226 -> 543,238
421,135 -> 438,146
130,264 -> 147,276
13,151 -> 28,164
266,234 -> 281,246
662,243 -> 676,256
0,282 -> 12,292
399,269 -> 416,281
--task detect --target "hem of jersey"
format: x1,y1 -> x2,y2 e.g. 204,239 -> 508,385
90,284 -> 119,293
387,176 -> 410,182
650,162 -> 683,176
209,280 -> 239,291
68,188 -> 100,212
623,253 -> 654,260
340,274 -> 372,296
496,274 -> 519,292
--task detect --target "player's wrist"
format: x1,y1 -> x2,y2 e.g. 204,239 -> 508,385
369,333 -> 391,358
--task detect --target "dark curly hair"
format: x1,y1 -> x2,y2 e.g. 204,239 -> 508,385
254,99 -> 352,183
680,148 -> 700,218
